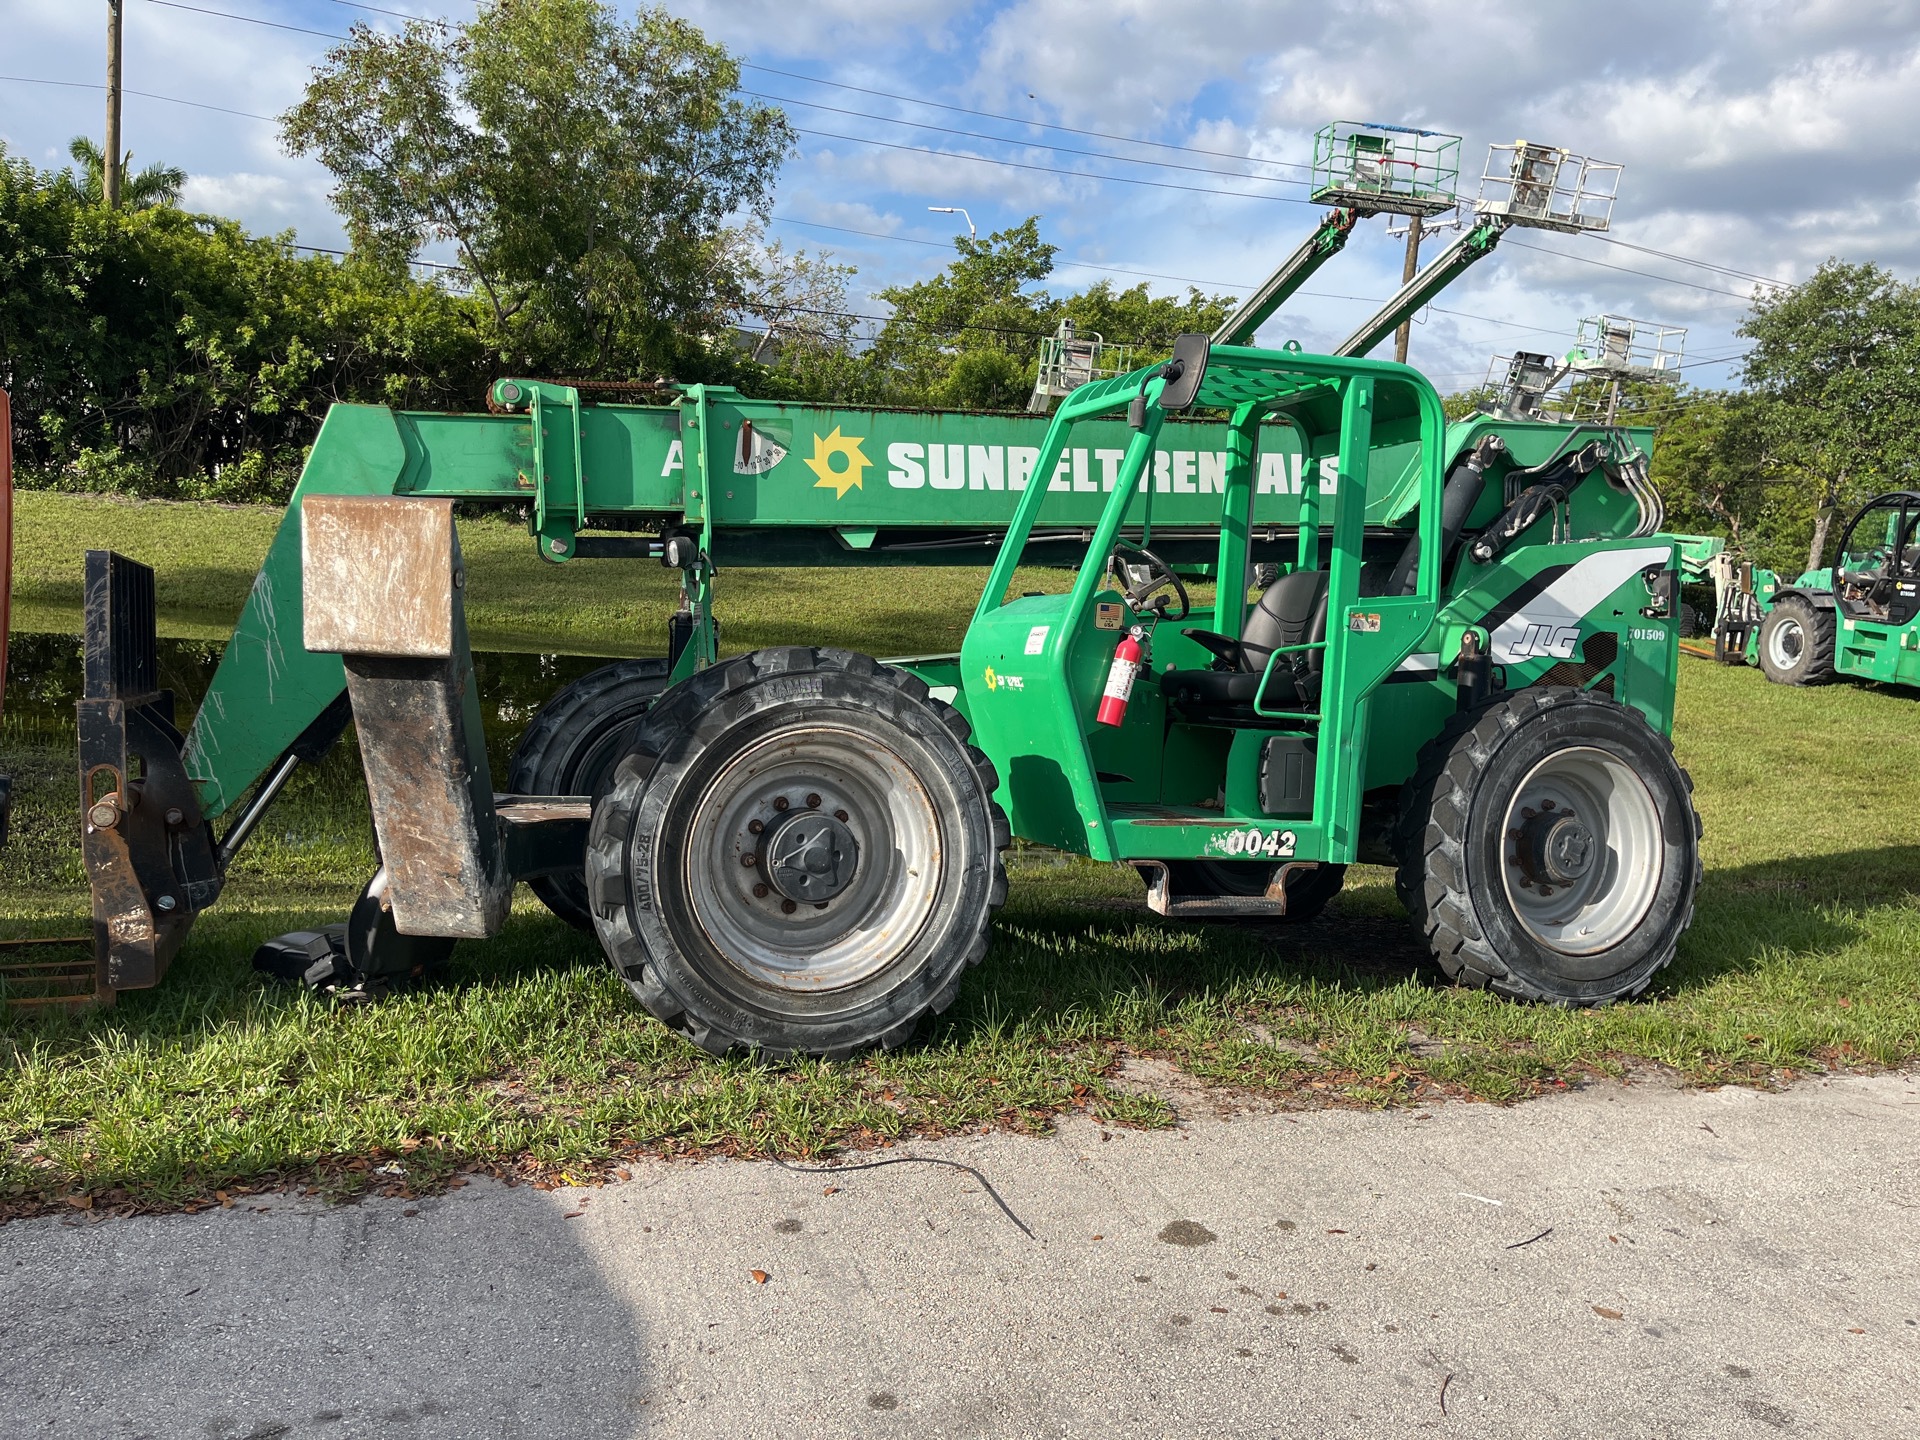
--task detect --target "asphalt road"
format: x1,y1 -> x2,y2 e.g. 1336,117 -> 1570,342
4,1073 -> 1917,1439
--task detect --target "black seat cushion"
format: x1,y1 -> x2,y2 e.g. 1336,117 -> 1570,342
1241,567 -> 1329,676
1163,667 -> 1302,709
1164,567 -> 1328,722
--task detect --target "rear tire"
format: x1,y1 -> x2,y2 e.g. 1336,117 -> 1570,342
508,657 -> 670,930
585,648 -> 1009,1058
1392,688 -> 1701,1006
1756,598 -> 1835,685
1159,860 -> 1347,922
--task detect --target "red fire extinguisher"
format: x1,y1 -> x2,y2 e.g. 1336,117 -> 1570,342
1097,625 -> 1150,727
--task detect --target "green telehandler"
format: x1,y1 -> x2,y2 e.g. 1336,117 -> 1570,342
6,128 -> 1704,1051
1710,491 -> 1920,690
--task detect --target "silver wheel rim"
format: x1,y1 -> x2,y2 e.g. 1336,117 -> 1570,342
683,724 -> 943,992
1499,746 -> 1663,959
1766,613 -> 1804,671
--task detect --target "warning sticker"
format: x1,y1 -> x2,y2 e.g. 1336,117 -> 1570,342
1348,612 -> 1382,633
1025,625 -> 1050,655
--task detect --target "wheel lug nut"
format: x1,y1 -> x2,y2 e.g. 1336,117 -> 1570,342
1522,806 -> 1536,818
1542,799 -> 1556,810
742,853 -> 758,867
780,899 -> 797,914
1539,885 -> 1555,897
748,819 -> 764,835
805,793 -> 821,809
752,883 -> 769,898
773,796 -> 790,812
814,901 -> 828,910
834,809 -> 848,822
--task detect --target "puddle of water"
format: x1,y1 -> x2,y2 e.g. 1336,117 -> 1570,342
2,632 -> 639,766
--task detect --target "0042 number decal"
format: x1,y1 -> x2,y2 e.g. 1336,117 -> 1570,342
1210,827 -> 1297,859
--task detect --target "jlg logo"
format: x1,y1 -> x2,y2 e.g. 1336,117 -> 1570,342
1503,622 -> 1582,660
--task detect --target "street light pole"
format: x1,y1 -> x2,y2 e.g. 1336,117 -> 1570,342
928,205 -> 975,241
104,0 -> 124,208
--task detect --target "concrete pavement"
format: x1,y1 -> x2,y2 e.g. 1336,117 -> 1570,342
4,1073 -> 1917,1439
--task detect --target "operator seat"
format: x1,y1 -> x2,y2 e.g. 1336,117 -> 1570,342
1163,567 -> 1329,720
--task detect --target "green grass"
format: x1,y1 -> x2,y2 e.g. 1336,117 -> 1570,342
7,490 -> 1049,657
3,493 -> 1917,1217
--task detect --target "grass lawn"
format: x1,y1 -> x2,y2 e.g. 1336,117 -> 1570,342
3,492 -> 1917,1218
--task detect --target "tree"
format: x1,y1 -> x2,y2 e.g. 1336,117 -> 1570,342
866,217 -> 1233,409
724,226 -> 858,364
1648,392 -> 1770,549
62,136 -> 185,208
281,0 -> 793,376
0,142 -> 492,501
1736,261 -> 1920,571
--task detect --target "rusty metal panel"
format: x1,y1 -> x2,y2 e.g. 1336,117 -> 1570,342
344,654 -> 510,939
307,504 -> 510,939
302,495 -> 458,658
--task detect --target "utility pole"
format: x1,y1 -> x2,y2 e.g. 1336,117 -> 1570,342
104,0 -> 124,208
1392,214 -> 1422,364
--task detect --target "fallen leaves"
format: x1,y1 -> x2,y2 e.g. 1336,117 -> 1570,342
1593,1305 -> 1624,1320
750,1269 -> 770,1285
63,1194 -> 92,1210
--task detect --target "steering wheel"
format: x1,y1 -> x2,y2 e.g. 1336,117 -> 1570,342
1108,540 -> 1190,621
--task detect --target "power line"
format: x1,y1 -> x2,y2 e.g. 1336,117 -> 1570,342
792,126 -> 1317,206
742,89 -> 1309,188
767,216 -> 1584,342
0,74 -> 274,121
326,0 -> 439,19
1590,235 -> 1786,288
742,61 -> 1312,174
141,0 -> 349,41
115,9 -> 1808,302
1502,238 -> 1763,301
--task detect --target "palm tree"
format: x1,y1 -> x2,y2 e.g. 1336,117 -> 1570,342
65,136 -> 187,208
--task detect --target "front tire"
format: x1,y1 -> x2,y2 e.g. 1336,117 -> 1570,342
585,648 -> 1009,1058
1756,598 -> 1835,685
1393,688 -> 1701,1006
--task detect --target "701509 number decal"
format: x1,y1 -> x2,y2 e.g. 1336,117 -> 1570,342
1208,827 -> 1297,859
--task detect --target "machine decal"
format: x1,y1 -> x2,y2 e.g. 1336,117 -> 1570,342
803,428 -> 871,498
1024,625 -> 1050,654
1209,827 -> 1298,859
1487,546 -> 1670,665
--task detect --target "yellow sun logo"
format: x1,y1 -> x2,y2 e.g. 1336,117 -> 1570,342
802,427 -> 871,499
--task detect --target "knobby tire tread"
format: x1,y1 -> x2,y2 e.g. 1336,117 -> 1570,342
1390,687 -> 1702,1006
586,647 -> 1008,1058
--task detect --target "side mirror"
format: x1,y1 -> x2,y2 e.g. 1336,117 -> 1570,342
1157,333 -> 1211,412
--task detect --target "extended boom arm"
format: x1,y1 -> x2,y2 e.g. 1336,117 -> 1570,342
1211,209 -> 1364,346
1332,219 -> 1503,358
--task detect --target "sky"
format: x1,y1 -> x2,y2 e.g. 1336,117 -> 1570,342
5,0 -> 1920,400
